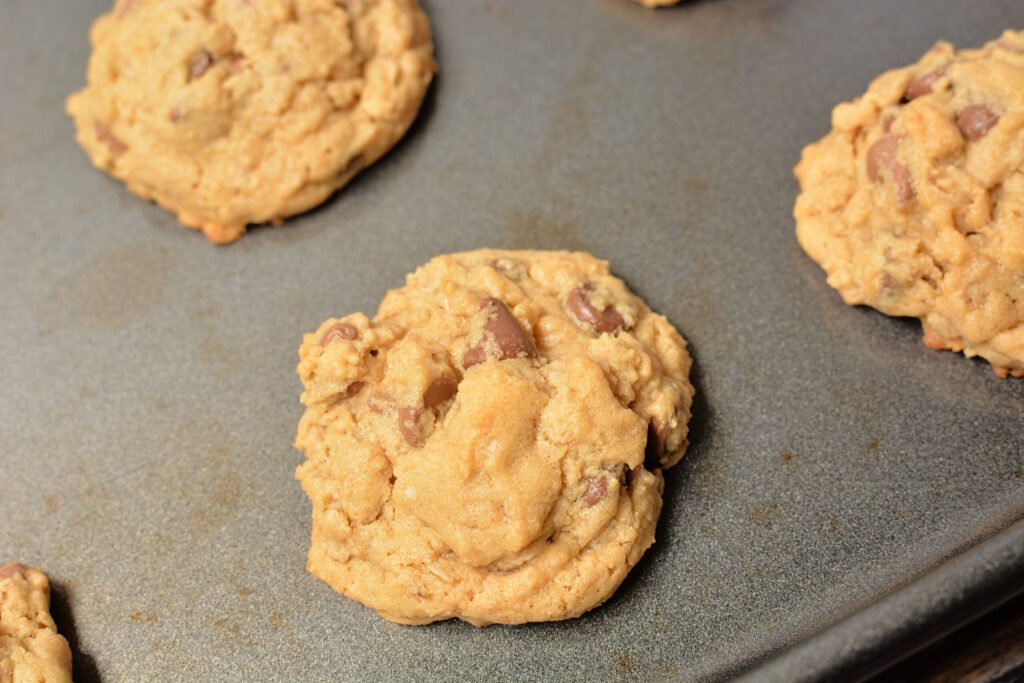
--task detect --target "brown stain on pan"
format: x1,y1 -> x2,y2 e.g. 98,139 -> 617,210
750,502 -> 780,530
38,243 -> 175,332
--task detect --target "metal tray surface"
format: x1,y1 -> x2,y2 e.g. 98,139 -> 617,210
2,1 -> 1023,681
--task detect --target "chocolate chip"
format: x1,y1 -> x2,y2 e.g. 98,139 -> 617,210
398,407 -> 423,447
567,284 -> 626,333
0,563 -> 27,579
320,322 -> 358,346
628,465 -> 646,485
338,381 -> 365,400
423,377 -> 457,409
94,122 -> 127,156
866,135 -> 913,202
463,298 -> 537,368
189,50 -> 213,81
957,104 -> 999,141
643,420 -> 669,470
583,477 -> 608,507
904,64 -> 948,101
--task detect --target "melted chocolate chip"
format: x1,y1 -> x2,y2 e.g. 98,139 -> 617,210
338,381 -> 365,400
0,563 -> 28,579
957,104 -> 999,141
423,377 -> 458,409
398,407 -> 423,447
94,122 -> 127,156
320,322 -> 358,346
367,393 -> 388,414
904,64 -> 948,101
866,135 -> 913,202
583,477 -> 608,507
189,50 -> 213,81
567,285 -> 626,333
463,298 -> 537,368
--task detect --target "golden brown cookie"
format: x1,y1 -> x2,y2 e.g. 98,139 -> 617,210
0,564 -> 72,683
295,249 -> 694,625
67,0 -> 435,243
795,31 -> 1024,377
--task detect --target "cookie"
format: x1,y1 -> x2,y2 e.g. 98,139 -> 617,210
295,249 -> 694,625
0,564 -> 72,683
66,0 -> 435,243
632,0 -> 681,7
795,31 -> 1024,377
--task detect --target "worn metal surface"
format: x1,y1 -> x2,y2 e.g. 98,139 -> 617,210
2,1 -> 1023,681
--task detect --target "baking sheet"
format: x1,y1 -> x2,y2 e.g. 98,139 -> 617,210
2,1 -> 1023,681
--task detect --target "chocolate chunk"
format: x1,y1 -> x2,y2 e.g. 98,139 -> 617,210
643,420 -> 669,470
189,50 -> 213,81
628,465 -> 646,485
957,104 -> 999,141
905,64 -> 948,101
463,298 -> 537,368
423,377 -> 457,409
338,381 -> 365,400
583,477 -> 608,507
567,284 -> 626,333
866,135 -> 913,202
398,407 -> 423,448
0,563 -> 28,579
320,322 -> 358,346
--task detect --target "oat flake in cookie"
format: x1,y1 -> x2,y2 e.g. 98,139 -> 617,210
294,249 -> 694,625
795,30 -> 1024,377
66,0 -> 435,243
0,564 -> 72,683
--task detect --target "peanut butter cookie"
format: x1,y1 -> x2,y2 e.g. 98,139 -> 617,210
795,31 -> 1024,377
0,564 -> 72,683
67,0 -> 435,243
295,249 -> 694,625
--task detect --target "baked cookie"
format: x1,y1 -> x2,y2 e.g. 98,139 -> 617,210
795,31 -> 1024,377
632,0 -> 682,7
295,249 -> 694,625
67,0 -> 435,243
0,564 -> 72,683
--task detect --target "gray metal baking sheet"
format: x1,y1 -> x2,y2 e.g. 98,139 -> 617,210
2,1 -> 1023,681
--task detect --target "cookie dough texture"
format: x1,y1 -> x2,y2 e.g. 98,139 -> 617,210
66,0 -> 435,243
0,564 -> 72,683
295,249 -> 694,625
795,31 -> 1024,377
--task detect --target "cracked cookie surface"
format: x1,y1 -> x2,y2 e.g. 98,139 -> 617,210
795,30 -> 1024,376
0,564 -> 72,683
67,0 -> 435,243
294,249 -> 694,625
